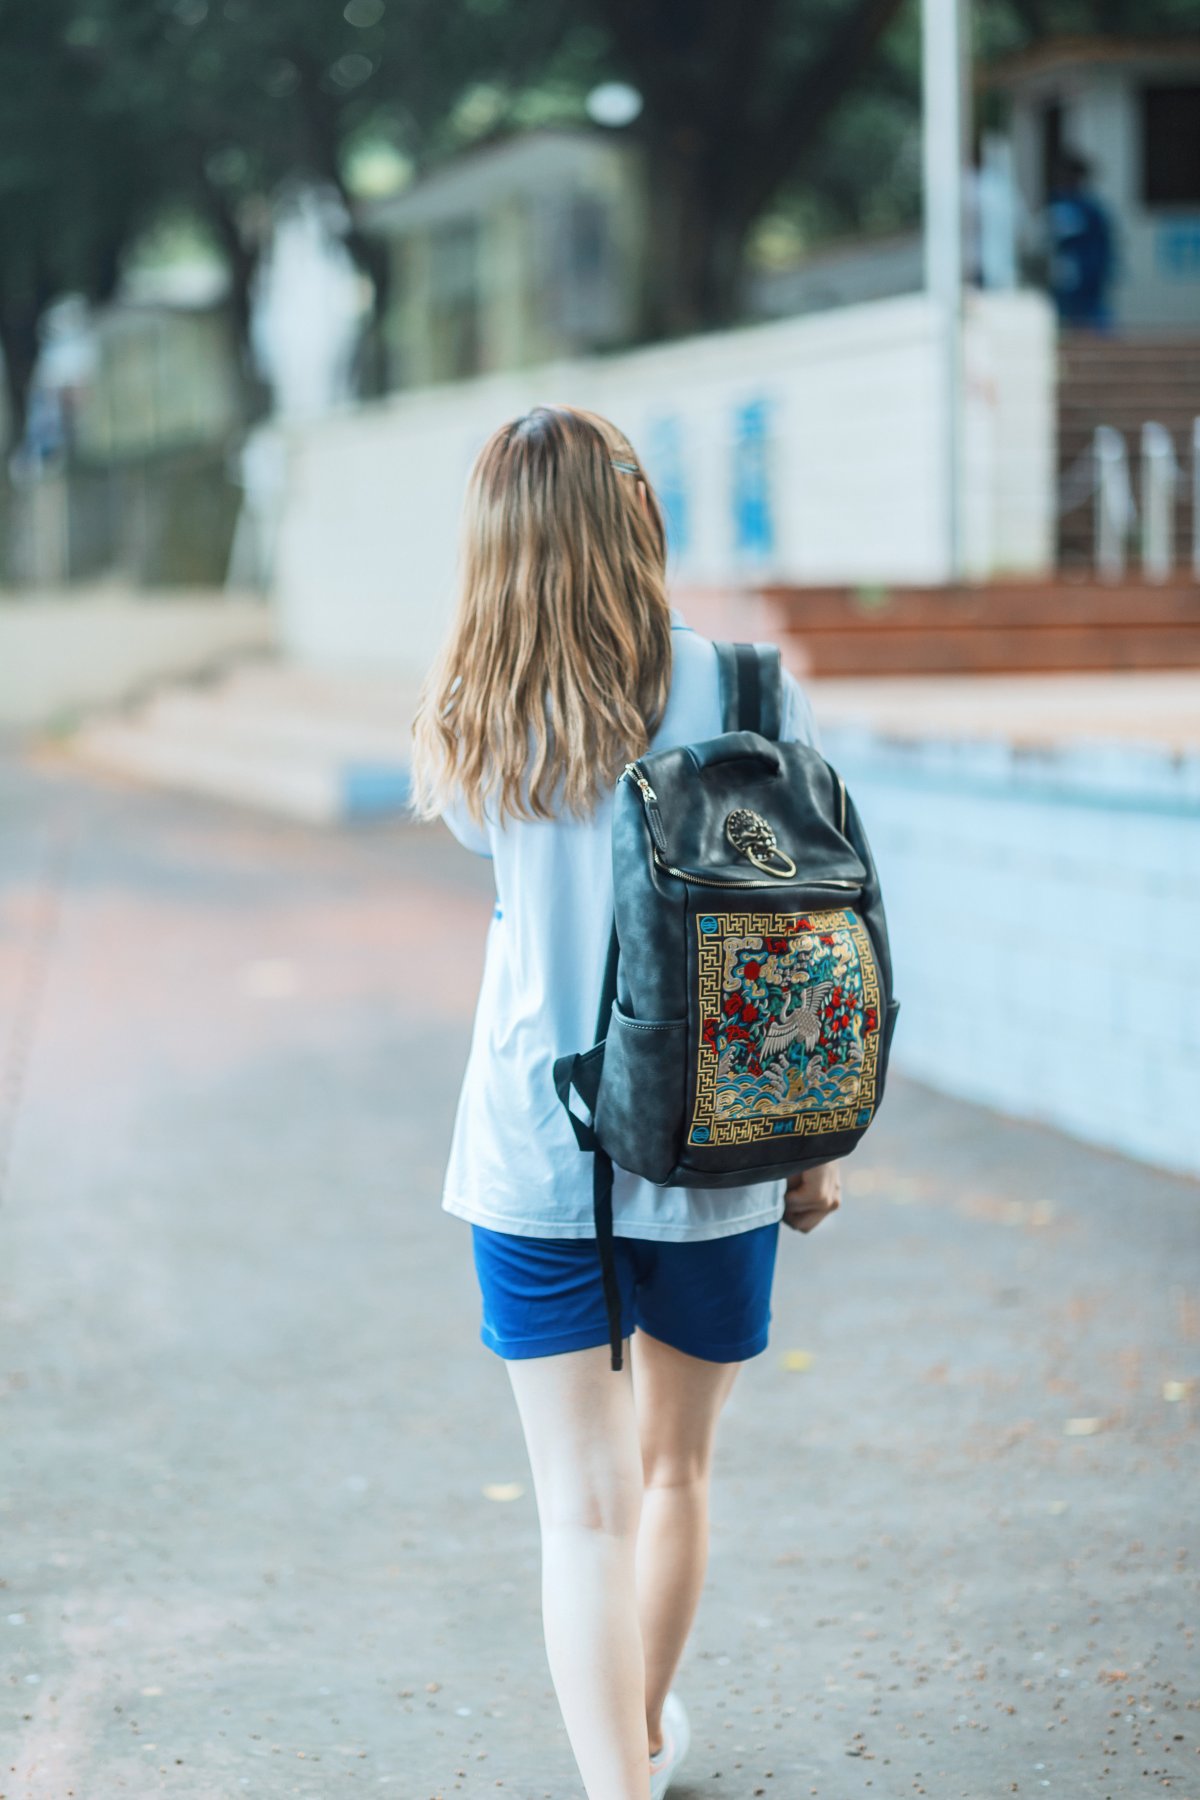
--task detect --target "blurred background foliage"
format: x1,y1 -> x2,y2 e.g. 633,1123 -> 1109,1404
0,0 -> 1197,447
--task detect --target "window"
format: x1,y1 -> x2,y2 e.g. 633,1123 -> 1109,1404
1040,98 -> 1064,206
429,222 -> 481,379
1142,84 -> 1200,207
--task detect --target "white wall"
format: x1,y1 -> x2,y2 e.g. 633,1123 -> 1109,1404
829,724 -> 1200,1180
273,291 -> 1057,674
1,590 -> 274,728
964,291 -> 1058,577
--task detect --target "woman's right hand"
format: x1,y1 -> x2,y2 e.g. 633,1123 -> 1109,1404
782,1161 -> 842,1233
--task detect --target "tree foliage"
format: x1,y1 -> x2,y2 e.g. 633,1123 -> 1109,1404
0,0 -> 1196,445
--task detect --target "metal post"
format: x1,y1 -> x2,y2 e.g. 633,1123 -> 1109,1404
1140,421 -> 1175,584
1094,425 -> 1130,582
921,0 -> 969,582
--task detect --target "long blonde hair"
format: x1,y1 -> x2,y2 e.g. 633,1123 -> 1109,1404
410,405 -> 672,826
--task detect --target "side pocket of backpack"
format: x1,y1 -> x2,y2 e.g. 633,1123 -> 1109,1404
594,1005 -> 687,1184
876,998 -> 901,1106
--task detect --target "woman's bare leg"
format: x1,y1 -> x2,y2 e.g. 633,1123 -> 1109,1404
504,1339 -> 652,1800
630,1331 -> 743,1756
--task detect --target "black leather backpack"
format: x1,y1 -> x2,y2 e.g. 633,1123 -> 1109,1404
554,641 -> 900,1371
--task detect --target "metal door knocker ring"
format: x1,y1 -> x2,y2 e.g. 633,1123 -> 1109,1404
725,808 -> 797,879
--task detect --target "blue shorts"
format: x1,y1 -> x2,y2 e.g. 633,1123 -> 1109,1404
470,1221 -> 781,1363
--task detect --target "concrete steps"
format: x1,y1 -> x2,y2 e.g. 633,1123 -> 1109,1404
70,659 -> 421,822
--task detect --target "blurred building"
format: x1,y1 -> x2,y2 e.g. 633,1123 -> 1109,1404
366,128 -> 644,388
4,268 -> 246,590
988,37 -> 1200,332
72,268 -> 243,462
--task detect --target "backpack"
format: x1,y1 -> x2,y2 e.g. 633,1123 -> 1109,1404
554,640 -> 900,1371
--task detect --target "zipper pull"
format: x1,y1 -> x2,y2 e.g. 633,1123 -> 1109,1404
621,761 -> 658,805
621,762 -> 668,854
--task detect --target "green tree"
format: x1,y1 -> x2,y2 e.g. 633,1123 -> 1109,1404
2,0 -> 1198,448
578,0 -> 914,335
0,0 -> 166,446
0,0 -> 562,443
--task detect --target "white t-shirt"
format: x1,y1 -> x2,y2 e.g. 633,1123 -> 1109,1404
439,610 -> 821,1241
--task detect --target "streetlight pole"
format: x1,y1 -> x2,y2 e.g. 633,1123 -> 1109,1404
922,0 -> 969,583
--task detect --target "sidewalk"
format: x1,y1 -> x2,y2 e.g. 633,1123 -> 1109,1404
1,747 -> 1197,1800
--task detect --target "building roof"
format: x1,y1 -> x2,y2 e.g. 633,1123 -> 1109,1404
363,126 -> 634,237
983,35 -> 1200,90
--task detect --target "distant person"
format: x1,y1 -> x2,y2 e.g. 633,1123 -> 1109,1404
1046,151 -> 1115,329
411,406 -> 841,1799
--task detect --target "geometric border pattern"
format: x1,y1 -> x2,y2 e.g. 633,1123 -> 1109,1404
689,908 -> 882,1147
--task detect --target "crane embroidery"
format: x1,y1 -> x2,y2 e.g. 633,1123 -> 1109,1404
758,980 -> 834,1061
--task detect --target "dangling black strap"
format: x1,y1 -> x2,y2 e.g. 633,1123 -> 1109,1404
590,922 -> 623,1370
552,921 -> 625,1370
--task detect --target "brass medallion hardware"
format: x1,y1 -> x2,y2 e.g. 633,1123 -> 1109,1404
724,807 -> 797,880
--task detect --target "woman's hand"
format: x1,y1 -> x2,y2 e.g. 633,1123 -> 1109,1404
782,1161 -> 842,1233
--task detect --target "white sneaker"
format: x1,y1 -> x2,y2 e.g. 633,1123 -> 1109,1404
648,1690 -> 690,1799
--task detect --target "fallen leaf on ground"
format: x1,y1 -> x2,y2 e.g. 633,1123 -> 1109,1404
1064,1416 -> 1103,1436
1163,1379 -> 1191,1402
482,1481 -> 524,1502
780,1350 -> 814,1372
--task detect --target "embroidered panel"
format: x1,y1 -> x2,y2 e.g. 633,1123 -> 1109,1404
689,909 -> 883,1147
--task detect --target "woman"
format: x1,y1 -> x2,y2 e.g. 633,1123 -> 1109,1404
411,405 -> 842,1800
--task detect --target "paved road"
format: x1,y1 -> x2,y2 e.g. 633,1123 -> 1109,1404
1,748 -> 1197,1800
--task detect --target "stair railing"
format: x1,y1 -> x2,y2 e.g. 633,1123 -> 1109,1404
1140,422 -> 1178,584
1093,426 -> 1134,582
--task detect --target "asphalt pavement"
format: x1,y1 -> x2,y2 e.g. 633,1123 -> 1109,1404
1,747 -> 1197,1800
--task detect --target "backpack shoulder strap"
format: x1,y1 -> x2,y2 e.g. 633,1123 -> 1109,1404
714,640 -> 784,739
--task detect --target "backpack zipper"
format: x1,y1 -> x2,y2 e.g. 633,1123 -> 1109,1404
652,848 -> 858,891
621,761 -> 668,854
622,762 -> 658,805
621,763 -> 858,893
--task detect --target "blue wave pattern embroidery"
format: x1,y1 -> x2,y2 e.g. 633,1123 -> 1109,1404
690,910 -> 882,1147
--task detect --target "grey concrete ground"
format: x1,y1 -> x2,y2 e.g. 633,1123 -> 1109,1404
1,747 -> 1197,1800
